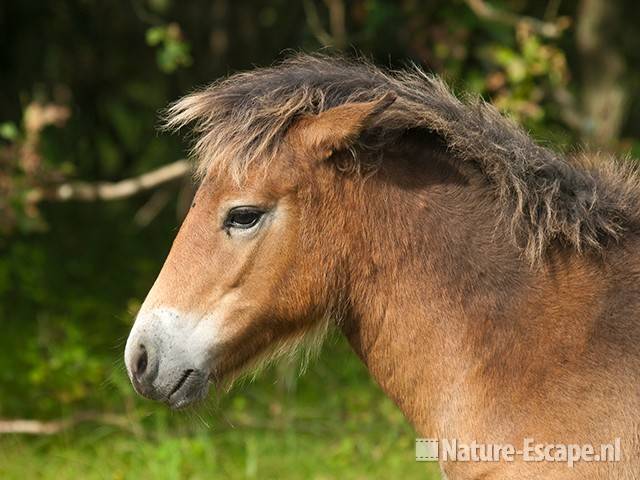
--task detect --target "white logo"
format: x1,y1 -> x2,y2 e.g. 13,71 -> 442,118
416,438 -> 621,467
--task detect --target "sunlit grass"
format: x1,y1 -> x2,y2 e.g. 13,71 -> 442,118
0,337 -> 441,479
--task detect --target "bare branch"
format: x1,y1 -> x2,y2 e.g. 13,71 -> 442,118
133,188 -> 173,227
465,0 -> 570,38
26,159 -> 190,203
0,412 -> 143,436
324,0 -> 347,50
303,0 -> 347,50
575,0 -> 627,146
303,0 -> 334,47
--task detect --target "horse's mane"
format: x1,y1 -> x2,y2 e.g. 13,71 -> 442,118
165,53 -> 640,263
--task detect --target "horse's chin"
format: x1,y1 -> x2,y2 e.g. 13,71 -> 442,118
207,346 -> 276,391
163,368 -> 212,410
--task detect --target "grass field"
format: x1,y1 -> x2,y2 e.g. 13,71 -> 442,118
0,336 -> 441,479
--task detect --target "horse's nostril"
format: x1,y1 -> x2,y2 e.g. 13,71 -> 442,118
128,340 -> 159,397
135,345 -> 148,378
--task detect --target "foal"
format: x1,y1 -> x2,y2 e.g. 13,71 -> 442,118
125,55 -> 640,478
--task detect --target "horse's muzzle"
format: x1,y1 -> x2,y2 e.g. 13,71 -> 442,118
124,308 -> 213,409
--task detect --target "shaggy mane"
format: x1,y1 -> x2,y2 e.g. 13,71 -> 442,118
165,54 -> 640,263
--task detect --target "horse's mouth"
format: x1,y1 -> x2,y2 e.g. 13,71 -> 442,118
165,368 -> 210,410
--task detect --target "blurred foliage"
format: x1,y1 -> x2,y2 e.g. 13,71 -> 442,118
0,337 -> 440,479
146,23 -> 193,73
0,0 -> 639,477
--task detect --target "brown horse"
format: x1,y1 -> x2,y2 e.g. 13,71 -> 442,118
125,55 -> 640,478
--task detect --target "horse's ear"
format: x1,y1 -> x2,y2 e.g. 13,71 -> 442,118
291,92 -> 396,160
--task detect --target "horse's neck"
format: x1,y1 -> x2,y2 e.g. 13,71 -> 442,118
339,148 -> 538,435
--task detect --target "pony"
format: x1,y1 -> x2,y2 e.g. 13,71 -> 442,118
125,55 -> 640,478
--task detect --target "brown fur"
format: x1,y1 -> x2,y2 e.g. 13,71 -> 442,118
134,55 -> 640,478
165,54 -> 640,264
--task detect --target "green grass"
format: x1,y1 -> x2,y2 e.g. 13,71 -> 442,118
0,336 -> 441,479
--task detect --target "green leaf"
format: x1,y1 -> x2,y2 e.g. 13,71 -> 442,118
145,26 -> 166,46
0,122 -> 19,141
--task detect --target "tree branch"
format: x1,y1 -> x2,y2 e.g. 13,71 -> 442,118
465,0 -> 570,38
303,0 -> 334,47
26,159 -> 190,203
303,0 -> 347,49
575,0 -> 627,146
0,412 -> 143,436
324,0 -> 347,50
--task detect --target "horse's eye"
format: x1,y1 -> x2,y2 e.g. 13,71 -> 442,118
224,207 -> 264,230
